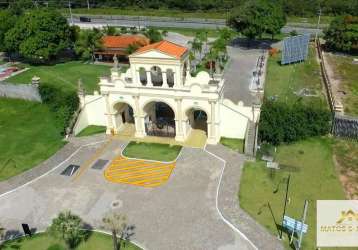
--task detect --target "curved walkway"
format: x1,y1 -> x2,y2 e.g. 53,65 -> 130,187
206,144 -> 284,250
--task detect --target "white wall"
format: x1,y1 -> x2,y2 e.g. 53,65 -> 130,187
219,99 -> 256,139
73,94 -> 107,135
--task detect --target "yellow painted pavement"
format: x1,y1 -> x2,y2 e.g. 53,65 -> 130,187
104,156 -> 176,187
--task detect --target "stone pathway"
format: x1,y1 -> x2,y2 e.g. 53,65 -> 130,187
206,144 -> 284,250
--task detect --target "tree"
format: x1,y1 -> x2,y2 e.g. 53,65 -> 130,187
126,43 -> 140,54
48,211 -> 86,249
4,9 -> 72,63
102,211 -> 127,250
187,38 -> 202,58
230,0 -> 286,40
324,15 -> 358,53
0,10 -> 16,51
103,25 -> 118,36
144,28 -> 163,43
75,28 -> 103,61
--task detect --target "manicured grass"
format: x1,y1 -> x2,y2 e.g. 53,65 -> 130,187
265,45 -> 324,106
239,137 -> 345,250
7,61 -> 111,94
220,137 -> 244,153
0,98 -> 65,181
326,54 -> 358,116
0,232 -> 140,250
62,8 -> 226,19
76,125 -> 107,137
122,141 -> 182,162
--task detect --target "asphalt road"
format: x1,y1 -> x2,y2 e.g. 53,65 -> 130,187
69,16 -> 323,35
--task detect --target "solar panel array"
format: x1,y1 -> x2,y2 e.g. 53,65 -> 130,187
281,34 -> 310,65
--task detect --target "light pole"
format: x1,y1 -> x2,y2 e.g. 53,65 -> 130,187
68,0 -> 73,26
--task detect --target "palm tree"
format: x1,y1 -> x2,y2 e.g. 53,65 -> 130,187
196,31 -> 208,54
75,28 -> 103,61
206,49 -> 218,77
187,38 -> 203,59
48,211 -> 86,250
102,211 -> 127,250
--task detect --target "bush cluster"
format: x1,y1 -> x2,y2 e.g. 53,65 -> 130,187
39,83 -> 79,135
258,100 -> 332,145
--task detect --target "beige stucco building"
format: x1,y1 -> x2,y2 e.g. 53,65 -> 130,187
74,40 -> 260,146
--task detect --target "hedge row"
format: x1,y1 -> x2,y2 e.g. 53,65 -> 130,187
258,100 -> 332,145
39,83 -> 79,135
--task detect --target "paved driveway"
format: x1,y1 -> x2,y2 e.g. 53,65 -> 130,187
0,139 -> 253,250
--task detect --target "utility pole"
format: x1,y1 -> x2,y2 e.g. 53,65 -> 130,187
297,200 -> 308,249
68,0 -> 73,26
87,0 -> 90,10
279,174 -> 291,239
315,7 -> 322,43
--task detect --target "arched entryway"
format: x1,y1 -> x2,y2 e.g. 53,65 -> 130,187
143,101 -> 176,137
113,102 -> 135,134
186,108 -> 208,135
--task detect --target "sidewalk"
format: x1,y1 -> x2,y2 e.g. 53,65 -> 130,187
206,144 -> 284,250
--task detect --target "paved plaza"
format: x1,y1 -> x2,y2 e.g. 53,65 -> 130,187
0,138 -> 256,250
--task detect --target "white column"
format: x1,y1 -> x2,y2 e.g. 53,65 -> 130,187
146,71 -> 152,86
207,100 -> 218,144
133,95 -> 145,137
162,72 -> 168,87
104,93 -> 114,134
175,98 -> 184,141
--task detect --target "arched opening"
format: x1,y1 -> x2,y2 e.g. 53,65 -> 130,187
143,101 -> 175,137
113,102 -> 135,134
186,108 -> 208,135
150,66 -> 163,86
166,69 -> 174,88
139,67 -> 147,85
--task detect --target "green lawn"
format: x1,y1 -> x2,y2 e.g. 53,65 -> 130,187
0,98 -> 65,181
0,232 -> 140,250
7,61 -> 111,94
62,8 -> 226,19
122,141 -> 182,162
265,45 -> 324,106
220,137 -> 244,153
239,137 -> 345,250
287,16 -> 332,26
76,125 -> 107,137
326,54 -> 358,116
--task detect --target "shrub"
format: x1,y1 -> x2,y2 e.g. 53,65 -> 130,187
258,100 -> 332,145
39,83 -> 79,135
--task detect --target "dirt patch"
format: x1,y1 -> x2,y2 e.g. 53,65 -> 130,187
333,139 -> 358,199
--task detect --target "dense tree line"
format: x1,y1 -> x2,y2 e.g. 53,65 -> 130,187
0,0 -> 357,16
258,100 -> 332,145
324,15 -> 358,53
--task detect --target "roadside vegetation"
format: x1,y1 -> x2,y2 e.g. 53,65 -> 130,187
123,141 -> 182,162
0,98 -> 65,181
240,137 -> 345,250
77,125 -> 107,137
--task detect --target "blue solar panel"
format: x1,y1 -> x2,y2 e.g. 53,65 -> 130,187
281,34 -> 310,65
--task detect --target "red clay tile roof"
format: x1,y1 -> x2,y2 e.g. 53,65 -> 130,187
102,35 -> 150,49
133,40 -> 188,59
